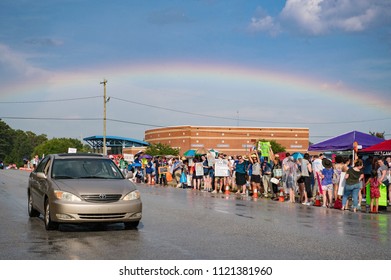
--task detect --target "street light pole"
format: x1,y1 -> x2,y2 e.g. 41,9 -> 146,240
100,79 -> 108,155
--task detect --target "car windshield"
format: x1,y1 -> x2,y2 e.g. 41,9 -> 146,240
51,158 -> 124,179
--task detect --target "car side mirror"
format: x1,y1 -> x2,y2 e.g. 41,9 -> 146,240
37,172 -> 47,179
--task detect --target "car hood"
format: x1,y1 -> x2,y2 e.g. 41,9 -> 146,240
52,179 -> 137,195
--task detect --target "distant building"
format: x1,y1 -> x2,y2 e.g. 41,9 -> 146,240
145,126 -> 309,156
83,135 -> 149,155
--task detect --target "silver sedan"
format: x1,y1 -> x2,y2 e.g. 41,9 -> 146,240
27,153 -> 142,230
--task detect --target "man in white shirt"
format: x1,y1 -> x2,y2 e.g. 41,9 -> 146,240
312,153 -> 324,196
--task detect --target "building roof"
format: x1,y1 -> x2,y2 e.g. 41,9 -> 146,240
83,135 -> 149,149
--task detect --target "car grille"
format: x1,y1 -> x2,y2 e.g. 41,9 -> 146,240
81,194 -> 122,202
78,213 -> 126,220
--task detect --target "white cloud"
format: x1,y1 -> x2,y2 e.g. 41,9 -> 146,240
251,0 -> 390,36
280,0 -> 325,35
333,7 -> 377,32
248,15 -> 281,36
0,43 -> 48,81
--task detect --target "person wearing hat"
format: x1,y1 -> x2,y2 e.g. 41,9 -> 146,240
321,158 -> 334,207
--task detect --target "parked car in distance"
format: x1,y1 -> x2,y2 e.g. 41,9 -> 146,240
27,153 -> 142,230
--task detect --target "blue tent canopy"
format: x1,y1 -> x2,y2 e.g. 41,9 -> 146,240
308,131 -> 383,151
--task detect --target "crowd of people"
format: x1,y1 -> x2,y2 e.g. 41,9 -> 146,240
123,151 -> 391,213
5,149 -> 389,213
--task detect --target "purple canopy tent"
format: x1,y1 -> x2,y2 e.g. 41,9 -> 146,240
308,131 -> 383,152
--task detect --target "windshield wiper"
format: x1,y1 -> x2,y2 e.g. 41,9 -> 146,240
53,175 -> 75,179
79,176 -> 107,179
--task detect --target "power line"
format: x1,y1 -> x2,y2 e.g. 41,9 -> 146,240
0,96 -> 101,104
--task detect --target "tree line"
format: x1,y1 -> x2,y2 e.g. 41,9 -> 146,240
0,120 -> 91,167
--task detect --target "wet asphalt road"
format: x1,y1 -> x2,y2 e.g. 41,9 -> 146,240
0,169 -> 390,260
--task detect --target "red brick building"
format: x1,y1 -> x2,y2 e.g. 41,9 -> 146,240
145,126 -> 309,156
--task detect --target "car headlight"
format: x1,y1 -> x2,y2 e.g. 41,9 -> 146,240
123,190 -> 140,201
54,190 -> 82,202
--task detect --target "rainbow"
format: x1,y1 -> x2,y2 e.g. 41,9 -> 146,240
1,61 -> 390,114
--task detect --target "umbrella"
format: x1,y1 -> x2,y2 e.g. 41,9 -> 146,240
183,149 -> 196,157
292,152 -> 304,160
140,154 -> 153,159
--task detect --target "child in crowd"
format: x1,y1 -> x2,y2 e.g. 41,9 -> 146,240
321,158 -> 334,208
367,170 -> 380,213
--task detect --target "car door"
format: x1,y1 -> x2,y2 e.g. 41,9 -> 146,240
30,156 -> 51,213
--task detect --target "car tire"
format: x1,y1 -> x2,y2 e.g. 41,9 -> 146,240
124,221 -> 139,229
44,199 -> 59,230
28,192 -> 40,217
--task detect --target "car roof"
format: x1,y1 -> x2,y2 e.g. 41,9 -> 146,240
52,153 -> 106,160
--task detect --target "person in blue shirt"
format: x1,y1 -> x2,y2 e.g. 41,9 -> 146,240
321,158 -> 334,208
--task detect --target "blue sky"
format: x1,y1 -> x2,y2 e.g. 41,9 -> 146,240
0,0 -> 390,146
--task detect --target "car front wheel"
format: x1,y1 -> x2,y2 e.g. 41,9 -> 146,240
44,199 -> 59,230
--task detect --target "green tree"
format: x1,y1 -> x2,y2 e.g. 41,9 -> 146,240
6,130 -> 38,166
33,138 -> 91,156
0,120 -> 14,161
145,143 -> 179,156
369,131 -> 385,139
0,120 -> 48,166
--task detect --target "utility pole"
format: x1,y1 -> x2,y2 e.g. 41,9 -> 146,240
100,79 -> 108,155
